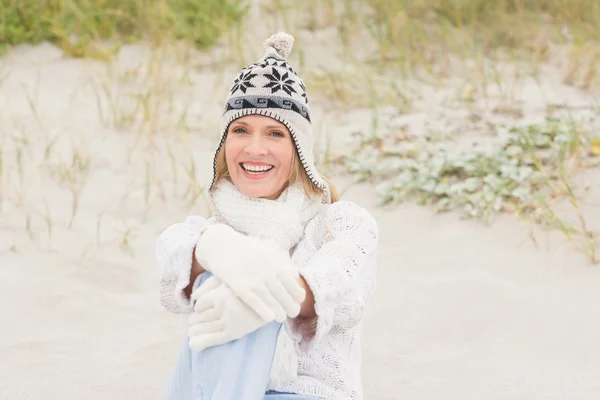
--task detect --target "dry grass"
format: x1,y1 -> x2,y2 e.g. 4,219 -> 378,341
0,0 -> 598,263
264,0 -> 600,263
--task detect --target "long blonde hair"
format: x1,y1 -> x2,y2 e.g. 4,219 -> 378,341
214,145 -> 339,203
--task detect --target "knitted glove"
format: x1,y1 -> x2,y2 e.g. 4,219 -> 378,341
188,275 -> 271,351
194,223 -> 305,322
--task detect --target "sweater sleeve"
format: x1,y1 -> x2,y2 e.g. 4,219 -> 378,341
291,201 -> 379,344
155,215 -> 218,314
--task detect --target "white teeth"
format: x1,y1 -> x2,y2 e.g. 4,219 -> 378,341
242,163 -> 273,173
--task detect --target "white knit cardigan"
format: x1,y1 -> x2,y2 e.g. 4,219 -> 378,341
155,200 -> 379,400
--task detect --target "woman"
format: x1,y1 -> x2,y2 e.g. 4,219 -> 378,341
156,32 -> 379,400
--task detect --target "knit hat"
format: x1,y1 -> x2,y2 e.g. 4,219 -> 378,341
208,32 -> 331,203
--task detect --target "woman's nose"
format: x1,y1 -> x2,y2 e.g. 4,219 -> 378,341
244,134 -> 267,156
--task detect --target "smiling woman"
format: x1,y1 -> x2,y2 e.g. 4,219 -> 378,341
223,115 -> 295,200
155,32 -> 379,400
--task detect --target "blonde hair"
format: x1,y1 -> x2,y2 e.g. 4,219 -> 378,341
214,144 -> 339,203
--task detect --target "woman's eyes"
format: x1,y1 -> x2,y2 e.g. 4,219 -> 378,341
231,127 -> 284,137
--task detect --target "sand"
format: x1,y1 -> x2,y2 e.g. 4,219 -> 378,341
1,30 -> 600,400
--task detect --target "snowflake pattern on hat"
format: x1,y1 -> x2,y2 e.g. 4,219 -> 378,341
264,68 -> 297,96
229,70 -> 257,95
229,55 -> 309,108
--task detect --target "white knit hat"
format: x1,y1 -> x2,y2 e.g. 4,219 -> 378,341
208,32 -> 331,203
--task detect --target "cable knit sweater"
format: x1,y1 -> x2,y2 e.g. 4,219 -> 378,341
155,200 -> 379,400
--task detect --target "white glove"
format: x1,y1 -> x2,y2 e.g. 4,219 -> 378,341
188,275 -> 271,352
194,224 -> 305,322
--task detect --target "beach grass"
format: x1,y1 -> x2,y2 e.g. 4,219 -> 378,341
1,0 -> 598,261
342,116 -> 599,262
302,0 -> 600,59
283,0 -> 600,262
0,0 -> 248,58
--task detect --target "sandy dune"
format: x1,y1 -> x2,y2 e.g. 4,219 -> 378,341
1,35 -> 599,400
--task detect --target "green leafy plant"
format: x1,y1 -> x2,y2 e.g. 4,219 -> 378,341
343,117 -> 599,262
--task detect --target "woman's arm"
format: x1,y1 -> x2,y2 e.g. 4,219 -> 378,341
288,201 -> 379,343
298,276 -> 316,318
184,247 -> 206,300
155,216 -> 216,314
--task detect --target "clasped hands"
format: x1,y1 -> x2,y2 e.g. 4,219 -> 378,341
187,224 -> 305,351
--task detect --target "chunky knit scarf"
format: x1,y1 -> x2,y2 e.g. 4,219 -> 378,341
209,178 -> 325,388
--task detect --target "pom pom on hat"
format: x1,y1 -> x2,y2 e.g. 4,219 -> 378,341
263,31 -> 295,59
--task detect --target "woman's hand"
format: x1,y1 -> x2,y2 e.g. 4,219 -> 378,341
188,275 -> 271,351
193,223 -> 306,322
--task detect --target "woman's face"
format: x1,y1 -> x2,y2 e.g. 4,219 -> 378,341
224,114 -> 295,200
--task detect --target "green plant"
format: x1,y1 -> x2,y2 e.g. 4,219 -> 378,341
0,0 -> 248,58
343,116 -> 599,262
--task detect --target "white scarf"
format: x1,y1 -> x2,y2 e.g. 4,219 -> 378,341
209,178 -> 325,387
